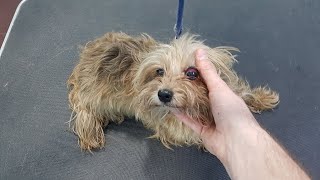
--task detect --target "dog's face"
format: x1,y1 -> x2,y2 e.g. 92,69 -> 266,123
133,35 -> 213,124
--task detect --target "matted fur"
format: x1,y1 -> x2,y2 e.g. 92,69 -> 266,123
67,32 -> 279,150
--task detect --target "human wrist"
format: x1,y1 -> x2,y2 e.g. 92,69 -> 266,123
218,121 -> 310,180
219,121 -> 263,166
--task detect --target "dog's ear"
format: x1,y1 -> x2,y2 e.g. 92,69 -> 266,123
79,32 -> 158,83
97,44 -> 130,80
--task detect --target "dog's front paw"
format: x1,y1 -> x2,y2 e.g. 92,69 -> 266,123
72,110 -> 106,151
78,131 -> 105,151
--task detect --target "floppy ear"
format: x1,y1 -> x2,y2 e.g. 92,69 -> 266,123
78,32 -> 158,84
68,32 -> 158,108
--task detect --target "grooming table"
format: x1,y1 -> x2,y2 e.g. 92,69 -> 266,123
1,0 -> 319,179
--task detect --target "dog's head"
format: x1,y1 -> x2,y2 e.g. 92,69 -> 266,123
133,34 -> 238,125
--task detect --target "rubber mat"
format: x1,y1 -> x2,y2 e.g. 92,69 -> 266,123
0,0 -> 319,179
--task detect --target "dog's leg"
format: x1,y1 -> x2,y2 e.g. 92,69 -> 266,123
72,108 -> 106,150
68,74 -> 107,151
234,79 -> 279,113
243,86 -> 279,113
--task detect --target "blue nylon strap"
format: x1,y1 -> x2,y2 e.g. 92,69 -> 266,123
174,0 -> 184,39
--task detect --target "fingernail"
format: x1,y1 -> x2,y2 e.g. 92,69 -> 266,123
196,49 -> 207,61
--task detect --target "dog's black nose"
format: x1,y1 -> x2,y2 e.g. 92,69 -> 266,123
158,89 -> 173,103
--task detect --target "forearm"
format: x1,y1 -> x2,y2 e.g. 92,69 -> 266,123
220,123 -> 310,180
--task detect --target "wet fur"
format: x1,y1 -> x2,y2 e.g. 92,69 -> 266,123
67,32 -> 279,150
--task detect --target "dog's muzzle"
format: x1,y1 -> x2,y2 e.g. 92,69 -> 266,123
158,89 -> 173,103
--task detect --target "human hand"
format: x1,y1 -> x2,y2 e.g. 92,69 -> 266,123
172,49 -> 311,180
171,49 -> 260,162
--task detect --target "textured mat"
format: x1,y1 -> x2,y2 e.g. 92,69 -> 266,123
0,0 -> 319,179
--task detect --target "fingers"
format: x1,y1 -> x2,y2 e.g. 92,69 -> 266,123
170,109 -> 202,135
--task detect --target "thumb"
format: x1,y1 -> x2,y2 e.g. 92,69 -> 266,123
195,49 -> 225,91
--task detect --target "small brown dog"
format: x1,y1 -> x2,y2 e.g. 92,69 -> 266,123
67,32 -> 279,151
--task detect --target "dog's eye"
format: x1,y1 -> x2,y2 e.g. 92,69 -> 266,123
156,68 -> 164,76
185,67 -> 199,80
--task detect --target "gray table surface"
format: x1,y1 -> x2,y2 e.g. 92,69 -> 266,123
1,0 -> 319,179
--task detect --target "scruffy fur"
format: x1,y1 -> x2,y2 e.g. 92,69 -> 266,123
67,32 -> 279,150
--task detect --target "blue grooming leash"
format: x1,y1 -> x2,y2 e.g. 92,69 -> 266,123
174,0 -> 184,39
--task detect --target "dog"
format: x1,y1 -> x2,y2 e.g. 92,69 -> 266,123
67,32 -> 279,151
